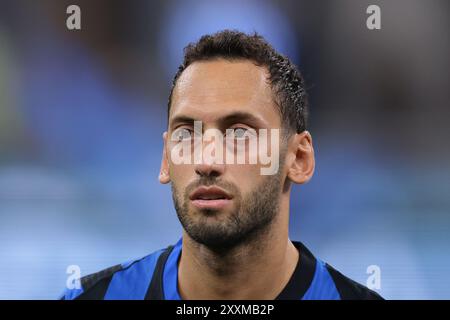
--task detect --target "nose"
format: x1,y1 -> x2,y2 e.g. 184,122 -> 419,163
194,162 -> 225,178
193,140 -> 225,177
192,127 -> 226,177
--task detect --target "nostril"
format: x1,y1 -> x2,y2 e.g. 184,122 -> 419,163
195,167 -> 222,177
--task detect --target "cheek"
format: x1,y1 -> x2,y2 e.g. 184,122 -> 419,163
169,163 -> 195,176
227,164 -> 263,188
169,163 -> 194,182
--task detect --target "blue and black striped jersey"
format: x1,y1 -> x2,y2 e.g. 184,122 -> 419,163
61,239 -> 383,300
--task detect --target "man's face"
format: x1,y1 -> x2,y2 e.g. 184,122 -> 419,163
163,59 -> 286,250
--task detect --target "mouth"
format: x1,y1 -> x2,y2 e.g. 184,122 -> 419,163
189,186 -> 233,210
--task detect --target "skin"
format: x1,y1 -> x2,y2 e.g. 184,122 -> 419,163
159,59 -> 315,299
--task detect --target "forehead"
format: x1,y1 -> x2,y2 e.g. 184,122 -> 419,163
170,59 -> 280,126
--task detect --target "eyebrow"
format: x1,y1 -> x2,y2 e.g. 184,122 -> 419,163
169,111 -> 267,130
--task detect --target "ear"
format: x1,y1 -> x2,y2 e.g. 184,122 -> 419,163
287,131 -> 315,184
159,132 -> 171,184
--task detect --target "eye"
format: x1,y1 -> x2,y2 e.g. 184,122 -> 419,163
228,127 -> 253,140
173,128 -> 192,142
234,128 -> 247,138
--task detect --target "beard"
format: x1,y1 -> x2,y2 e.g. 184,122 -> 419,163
171,170 -> 283,252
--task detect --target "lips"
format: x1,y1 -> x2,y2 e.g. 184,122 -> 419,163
189,186 -> 233,210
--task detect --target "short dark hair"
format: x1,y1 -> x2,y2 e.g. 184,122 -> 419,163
168,30 -> 309,134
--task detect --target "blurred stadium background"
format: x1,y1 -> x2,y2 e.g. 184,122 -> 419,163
0,0 -> 449,299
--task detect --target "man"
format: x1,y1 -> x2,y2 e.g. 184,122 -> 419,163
62,30 -> 382,300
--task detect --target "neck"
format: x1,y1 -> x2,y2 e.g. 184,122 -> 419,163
178,195 -> 298,299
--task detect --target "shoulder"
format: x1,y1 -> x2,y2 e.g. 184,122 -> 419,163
61,247 -> 167,300
324,263 -> 384,300
293,241 -> 383,300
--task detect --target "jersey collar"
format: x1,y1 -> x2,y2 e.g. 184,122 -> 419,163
161,238 -> 317,300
